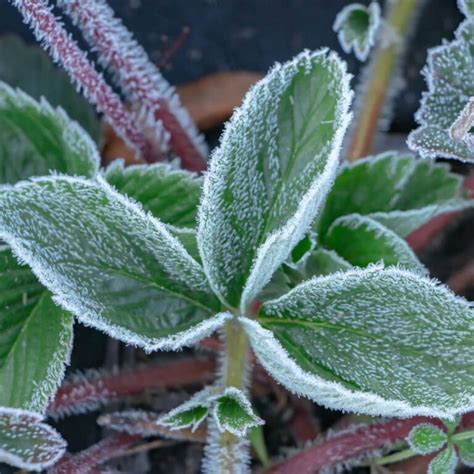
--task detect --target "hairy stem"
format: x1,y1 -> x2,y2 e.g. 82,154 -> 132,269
346,0 -> 424,161
204,318 -> 251,473
9,0 -> 157,162
51,433 -> 139,473
47,357 -> 215,418
57,0 -> 208,171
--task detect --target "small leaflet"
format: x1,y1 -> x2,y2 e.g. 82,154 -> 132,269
457,438 -> 474,467
428,445 -> 458,474
407,423 -> 447,454
333,2 -> 382,61
0,407 -> 66,471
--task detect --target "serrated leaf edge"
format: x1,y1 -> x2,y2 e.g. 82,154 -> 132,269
0,407 -> 66,471
0,175 -> 229,352
240,265 -> 474,419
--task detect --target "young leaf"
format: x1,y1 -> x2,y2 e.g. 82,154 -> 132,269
157,388 -> 211,432
0,176 -> 227,352
198,49 -> 352,310
0,407 -> 66,471
0,246 -> 73,413
241,266 -> 474,418
212,387 -> 264,437
407,423 -> 447,454
104,160 -> 203,228
0,35 -> 99,141
457,438 -> 474,467
317,152 -> 470,238
0,82 -> 99,184
333,2 -> 381,62
407,17 -> 474,162
428,445 -> 458,474
325,214 -> 426,273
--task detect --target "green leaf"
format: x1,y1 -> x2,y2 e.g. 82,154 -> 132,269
212,387 -> 264,437
0,407 -> 66,471
104,160 -> 203,228
324,214 -> 426,273
407,423 -> 447,454
198,49 -> 352,310
0,247 -> 73,412
317,152 -> 470,238
0,82 -> 99,184
248,423 -> 269,466
0,176 -> 227,352
443,416 -> 461,434
0,35 -> 99,141
428,445 -> 458,474
457,438 -> 474,467
157,388 -> 210,432
242,266 -> 474,418
407,19 -> 474,162
333,2 -> 381,61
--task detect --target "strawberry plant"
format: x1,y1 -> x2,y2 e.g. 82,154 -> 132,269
0,0 -> 473,473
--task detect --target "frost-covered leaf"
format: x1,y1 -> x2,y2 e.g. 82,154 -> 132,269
0,246 -> 73,412
428,445 -> 458,474
317,152 -> 470,238
407,423 -> 447,454
104,160 -> 202,228
0,35 -> 99,141
0,176 -> 227,352
168,227 -> 201,263
407,18 -> 474,162
242,266 -> 474,418
458,438 -> 474,467
0,407 -> 66,471
0,82 -> 99,185
325,214 -> 426,273
198,49 -> 352,310
157,388 -> 210,432
212,388 -> 264,437
459,0 -> 474,17
333,2 -> 381,61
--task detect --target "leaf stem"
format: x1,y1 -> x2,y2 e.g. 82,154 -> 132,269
373,447 -> 416,466
205,318 -> 252,473
346,0 -> 424,161
452,429 -> 474,442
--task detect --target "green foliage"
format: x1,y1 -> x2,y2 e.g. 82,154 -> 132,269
0,407 -> 66,471
0,82 -> 99,184
407,423 -> 447,454
458,438 -> 474,467
0,247 -> 73,412
428,445 -> 458,474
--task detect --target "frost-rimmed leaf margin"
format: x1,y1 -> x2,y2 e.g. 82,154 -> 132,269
458,438 -> 474,467
211,387 -> 264,437
240,265 -> 474,419
458,0 -> 474,17
0,245 -> 74,412
333,2 -> 382,62
0,175 -> 227,353
407,16 -> 474,162
198,48 -> 353,312
317,151 -> 471,238
103,159 -> 203,228
0,81 -> 100,183
325,213 -> 427,273
0,407 -> 66,471
406,423 -> 447,455
428,445 -> 458,474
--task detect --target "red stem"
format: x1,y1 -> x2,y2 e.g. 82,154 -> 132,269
47,357 -> 215,418
9,0 -> 156,162
51,433 -> 139,473
266,417 -> 442,474
57,0 -> 208,172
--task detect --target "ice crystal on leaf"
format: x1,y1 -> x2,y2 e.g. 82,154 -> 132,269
0,175 -> 228,352
242,265 -> 474,418
333,2 -> 382,62
0,407 -> 66,471
0,247 -> 73,413
407,6 -> 474,162
428,445 -> 458,474
198,49 -> 353,311
407,423 -> 447,455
